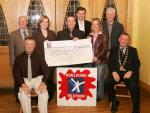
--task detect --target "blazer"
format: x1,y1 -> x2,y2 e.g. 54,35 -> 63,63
9,28 -> 32,67
75,20 -> 91,37
88,33 -> 108,64
102,21 -> 124,49
108,46 -> 140,76
57,28 -> 85,40
32,28 -> 56,57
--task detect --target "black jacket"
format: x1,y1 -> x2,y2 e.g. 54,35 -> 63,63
108,46 -> 140,76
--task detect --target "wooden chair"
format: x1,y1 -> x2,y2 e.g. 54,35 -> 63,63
115,81 -> 131,98
19,89 -> 38,113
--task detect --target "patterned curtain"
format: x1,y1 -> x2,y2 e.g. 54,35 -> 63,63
27,0 -> 46,31
0,4 -> 9,46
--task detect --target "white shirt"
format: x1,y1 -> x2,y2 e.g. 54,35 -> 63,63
78,20 -> 85,32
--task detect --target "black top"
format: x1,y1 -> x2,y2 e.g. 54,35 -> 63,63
57,28 -> 85,40
13,50 -> 49,86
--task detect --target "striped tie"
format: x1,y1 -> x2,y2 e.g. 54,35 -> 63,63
23,30 -> 28,39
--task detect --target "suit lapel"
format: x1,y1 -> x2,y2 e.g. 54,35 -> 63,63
84,20 -> 87,31
75,20 -> 79,29
104,22 -> 109,37
110,22 -> 116,39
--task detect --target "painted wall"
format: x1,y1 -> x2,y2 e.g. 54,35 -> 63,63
131,0 -> 150,86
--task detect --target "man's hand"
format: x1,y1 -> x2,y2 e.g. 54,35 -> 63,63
38,82 -> 47,93
124,71 -> 133,79
112,72 -> 120,82
92,56 -> 98,62
21,83 -> 30,94
73,37 -> 79,41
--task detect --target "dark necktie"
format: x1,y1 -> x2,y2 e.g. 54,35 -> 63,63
28,55 -> 32,81
69,30 -> 73,39
23,30 -> 28,39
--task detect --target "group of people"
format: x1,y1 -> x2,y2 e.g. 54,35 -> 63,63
9,6 -> 140,113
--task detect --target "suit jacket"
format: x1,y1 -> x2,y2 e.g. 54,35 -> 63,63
13,50 -> 49,87
32,28 -> 56,57
102,21 -> 124,49
75,20 -> 91,37
9,29 -> 32,67
108,46 -> 140,76
57,28 -> 85,40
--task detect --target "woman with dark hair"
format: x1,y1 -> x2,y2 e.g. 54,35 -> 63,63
32,15 -> 56,101
87,18 -> 108,101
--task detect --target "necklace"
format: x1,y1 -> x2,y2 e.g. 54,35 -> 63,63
118,47 -> 128,71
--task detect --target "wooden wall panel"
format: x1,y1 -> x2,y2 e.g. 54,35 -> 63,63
0,47 -> 13,88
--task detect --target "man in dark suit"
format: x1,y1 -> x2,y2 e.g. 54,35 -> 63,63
75,7 -> 91,37
107,33 -> 140,113
102,7 -> 124,49
57,15 -> 85,40
9,16 -> 32,102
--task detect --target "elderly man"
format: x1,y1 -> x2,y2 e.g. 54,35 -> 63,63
9,16 -> 32,102
57,15 -> 85,40
13,37 -> 49,113
75,6 -> 91,37
9,16 -> 32,66
107,33 -> 140,113
102,7 -> 124,49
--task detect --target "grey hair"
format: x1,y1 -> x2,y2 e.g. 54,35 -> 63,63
106,7 -> 116,15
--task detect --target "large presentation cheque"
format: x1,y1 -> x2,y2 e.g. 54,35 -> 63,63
44,39 -> 93,66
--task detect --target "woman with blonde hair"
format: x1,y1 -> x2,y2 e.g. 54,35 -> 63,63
87,18 -> 108,101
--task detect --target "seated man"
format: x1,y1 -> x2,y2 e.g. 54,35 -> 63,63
107,32 -> 140,113
13,37 -> 49,113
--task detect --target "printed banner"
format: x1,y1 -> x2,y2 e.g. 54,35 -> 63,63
57,68 -> 97,106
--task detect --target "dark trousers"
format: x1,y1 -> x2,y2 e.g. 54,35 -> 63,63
107,72 -> 140,113
47,67 -> 56,101
13,81 -> 19,102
